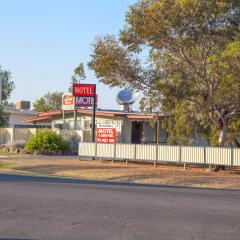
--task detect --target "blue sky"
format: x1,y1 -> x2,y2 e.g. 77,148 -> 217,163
0,0 -> 137,109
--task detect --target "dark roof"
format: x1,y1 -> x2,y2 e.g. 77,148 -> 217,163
4,107 -> 36,115
23,108 -> 163,123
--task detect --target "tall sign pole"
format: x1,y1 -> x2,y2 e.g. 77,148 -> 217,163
73,83 -> 97,142
92,84 -> 96,142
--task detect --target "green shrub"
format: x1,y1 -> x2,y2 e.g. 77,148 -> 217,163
24,129 -> 70,152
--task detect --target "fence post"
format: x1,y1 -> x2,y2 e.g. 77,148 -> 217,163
231,148 -> 234,167
209,164 -> 211,171
94,142 -> 97,160
134,144 -> 137,160
155,144 -> 158,168
204,147 -> 206,165
204,147 -> 212,171
179,146 -> 182,164
114,143 -> 117,160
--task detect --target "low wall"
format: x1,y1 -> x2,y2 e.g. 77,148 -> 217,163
55,129 -> 82,150
0,128 -> 37,145
0,128 -> 82,151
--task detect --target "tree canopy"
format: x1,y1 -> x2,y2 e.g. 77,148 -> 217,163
69,63 -> 86,92
0,66 -> 15,104
88,0 -> 240,147
0,105 -> 9,127
0,66 -> 14,127
33,91 -> 63,112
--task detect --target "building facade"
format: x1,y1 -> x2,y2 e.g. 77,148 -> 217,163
23,109 -> 168,144
4,101 -> 50,128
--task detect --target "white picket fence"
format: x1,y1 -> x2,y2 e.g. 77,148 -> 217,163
78,143 -> 240,167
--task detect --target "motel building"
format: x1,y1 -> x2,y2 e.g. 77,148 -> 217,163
23,108 -> 169,144
23,89 -> 205,145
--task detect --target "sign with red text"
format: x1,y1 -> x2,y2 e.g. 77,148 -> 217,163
73,84 -> 95,97
75,95 -> 98,108
96,124 -> 116,144
62,94 -> 74,111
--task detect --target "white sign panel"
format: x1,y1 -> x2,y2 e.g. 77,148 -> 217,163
97,124 -> 116,128
62,94 -> 74,111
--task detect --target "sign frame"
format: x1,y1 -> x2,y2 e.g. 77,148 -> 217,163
62,94 -> 74,111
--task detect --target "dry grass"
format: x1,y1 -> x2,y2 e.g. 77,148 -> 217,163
0,151 -> 33,157
0,156 -> 240,189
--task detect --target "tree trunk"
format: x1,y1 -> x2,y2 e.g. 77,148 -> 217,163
232,139 -> 240,148
214,123 -> 227,171
218,122 -> 227,147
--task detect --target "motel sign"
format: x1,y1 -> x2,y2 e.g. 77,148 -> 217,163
73,84 -> 95,97
75,96 -> 98,107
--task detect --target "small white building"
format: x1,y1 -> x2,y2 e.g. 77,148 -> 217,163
5,108 -> 36,127
4,101 -> 49,127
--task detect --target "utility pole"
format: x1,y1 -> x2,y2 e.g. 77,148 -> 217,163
0,73 -> 2,105
92,84 -> 96,142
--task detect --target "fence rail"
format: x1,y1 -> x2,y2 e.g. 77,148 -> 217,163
78,142 -> 240,167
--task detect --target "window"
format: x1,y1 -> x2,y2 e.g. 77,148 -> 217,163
54,123 -> 63,129
84,121 -> 91,130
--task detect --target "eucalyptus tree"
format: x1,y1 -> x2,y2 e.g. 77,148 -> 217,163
69,63 -> 86,92
88,0 -> 240,150
0,66 -> 14,127
0,66 -> 15,105
33,92 -> 63,112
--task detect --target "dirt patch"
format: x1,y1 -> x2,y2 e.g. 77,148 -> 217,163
0,156 -> 240,189
0,162 -> 9,169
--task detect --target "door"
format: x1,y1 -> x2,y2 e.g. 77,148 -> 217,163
131,121 -> 142,144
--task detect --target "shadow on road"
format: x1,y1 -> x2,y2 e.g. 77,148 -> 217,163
0,173 -> 238,192
0,173 -> 157,188
0,239 -> 33,240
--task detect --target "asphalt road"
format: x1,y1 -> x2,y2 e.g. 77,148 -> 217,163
0,174 -> 240,240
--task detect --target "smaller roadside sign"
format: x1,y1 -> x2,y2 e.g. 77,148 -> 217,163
96,124 -> 116,144
62,94 -> 74,111
73,84 -> 95,97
